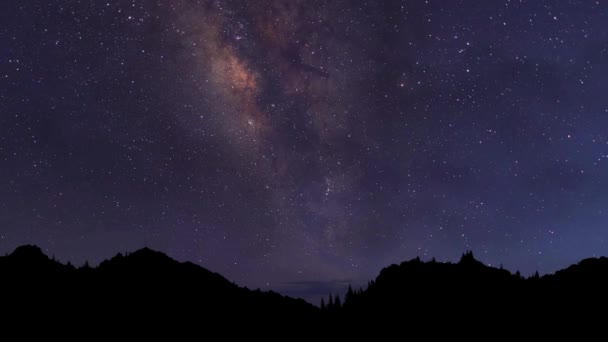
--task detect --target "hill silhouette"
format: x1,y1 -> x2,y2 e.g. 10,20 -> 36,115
0,245 -> 318,334
330,251 -> 608,334
2,246 -> 607,335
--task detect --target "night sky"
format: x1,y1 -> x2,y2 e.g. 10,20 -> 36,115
2,0 -> 608,302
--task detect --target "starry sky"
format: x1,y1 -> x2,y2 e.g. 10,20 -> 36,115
2,0 -> 608,302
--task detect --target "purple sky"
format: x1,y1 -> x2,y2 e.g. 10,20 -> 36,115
2,0 -> 608,303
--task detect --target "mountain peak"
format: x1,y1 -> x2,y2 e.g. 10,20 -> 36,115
98,246 -> 180,272
129,246 -> 169,259
10,245 -> 46,259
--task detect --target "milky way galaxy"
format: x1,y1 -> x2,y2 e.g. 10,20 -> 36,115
2,1 -> 608,303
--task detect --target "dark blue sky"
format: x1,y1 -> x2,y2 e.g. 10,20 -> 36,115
1,0 -> 608,303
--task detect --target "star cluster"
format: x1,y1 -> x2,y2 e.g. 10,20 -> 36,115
1,0 -> 608,302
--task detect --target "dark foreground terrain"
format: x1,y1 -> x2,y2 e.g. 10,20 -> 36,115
2,246 -> 606,335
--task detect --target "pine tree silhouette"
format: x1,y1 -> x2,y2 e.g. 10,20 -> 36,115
345,285 -> 354,303
334,294 -> 341,309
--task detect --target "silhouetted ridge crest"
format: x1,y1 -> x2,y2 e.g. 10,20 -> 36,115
3,244 -> 608,334
10,245 -> 46,260
129,246 -> 164,258
97,248 -> 237,292
0,244 -> 318,331
324,251 -> 608,335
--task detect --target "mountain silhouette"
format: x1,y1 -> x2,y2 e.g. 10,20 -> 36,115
2,246 -> 607,335
332,251 -> 607,335
0,245 -> 318,334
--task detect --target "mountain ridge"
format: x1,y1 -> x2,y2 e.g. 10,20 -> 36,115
2,245 -> 608,334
